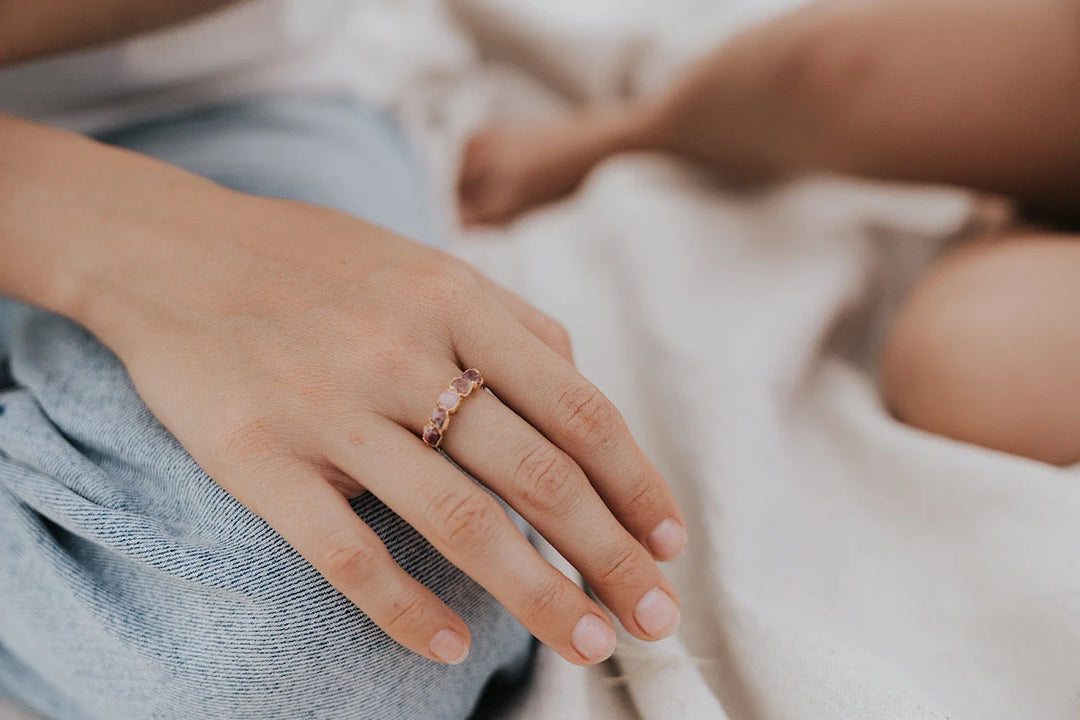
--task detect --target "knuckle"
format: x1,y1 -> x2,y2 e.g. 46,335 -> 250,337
320,535 -> 383,581
429,489 -> 501,547
541,316 -> 574,357
424,263 -> 483,308
594,543 -> 641,590
556,383 -> 618,451
342,430 -> 369,454
293,371 -> 337,407
210,416 -> 267,462
210,416 -> 278,467
365,329 -> 414,373
525,574 -> 570,623
514,443 -> 582,515
383,592 -> 429,636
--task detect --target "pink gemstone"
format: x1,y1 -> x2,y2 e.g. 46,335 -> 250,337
422,424 -> 442,447
463,369 -> 483,385
431,406 -> 449,428
450,376 -> 474,395
438,389 -> 461,411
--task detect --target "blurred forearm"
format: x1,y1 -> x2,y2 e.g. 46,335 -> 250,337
0,0 -> 242,66
653,0 -> 1080,209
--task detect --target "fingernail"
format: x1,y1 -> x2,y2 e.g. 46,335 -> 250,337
571,614 -> 616,663
634,587 -> 681,638
648,519 -> 687,559
429,629 -> 470,665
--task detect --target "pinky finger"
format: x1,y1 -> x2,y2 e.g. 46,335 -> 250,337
464,268 -> 575,364
257,472 -> 472,664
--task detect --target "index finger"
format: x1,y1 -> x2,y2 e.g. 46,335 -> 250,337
241,466 -> 473,664
454,300 -> 688,561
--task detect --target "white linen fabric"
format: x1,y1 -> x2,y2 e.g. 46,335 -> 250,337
377,1 -> 1080,718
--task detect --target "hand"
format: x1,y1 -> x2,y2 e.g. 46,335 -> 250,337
84,188 -> 687,666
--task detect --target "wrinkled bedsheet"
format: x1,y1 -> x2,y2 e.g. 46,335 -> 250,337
376,1 -> 1080,718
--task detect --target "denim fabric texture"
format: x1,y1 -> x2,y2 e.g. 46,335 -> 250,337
0,96 -> 534,720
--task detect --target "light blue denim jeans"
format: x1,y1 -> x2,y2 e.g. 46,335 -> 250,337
0,96 -> 534,720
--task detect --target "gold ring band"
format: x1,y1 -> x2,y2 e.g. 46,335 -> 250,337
421,369 -> 484,448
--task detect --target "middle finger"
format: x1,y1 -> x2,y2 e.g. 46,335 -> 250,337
436,387 -> 681,642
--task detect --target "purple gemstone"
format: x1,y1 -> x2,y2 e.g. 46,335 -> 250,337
463,369 -> 483,385
422,424 -> 442,447
450,376 -> 474,395
431,406 -> 449,428
438,389 -> 461,411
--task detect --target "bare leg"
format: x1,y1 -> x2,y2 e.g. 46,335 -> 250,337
881,231 -> 1080,466
458,0 -> 1080,225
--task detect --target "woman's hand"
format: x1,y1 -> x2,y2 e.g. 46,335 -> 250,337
77,185 -> 687,666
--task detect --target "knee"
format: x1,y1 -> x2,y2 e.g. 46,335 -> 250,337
774,11 -> 880,103
881,236 -> 1080,465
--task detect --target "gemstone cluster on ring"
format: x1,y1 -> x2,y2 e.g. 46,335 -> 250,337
422,369 -> 484,448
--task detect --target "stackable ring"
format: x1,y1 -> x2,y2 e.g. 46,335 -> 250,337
421,369 -> 484,449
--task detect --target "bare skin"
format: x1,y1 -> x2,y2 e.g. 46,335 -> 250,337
459,108 -> 665,226
459,0 -> 1080,465
0,3 -> 688,665
460,0 -> 1080,224
882,232 -> 1080,466
0,0 -> 240,64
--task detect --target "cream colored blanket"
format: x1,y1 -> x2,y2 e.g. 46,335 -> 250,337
367,1 -> 1080,718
